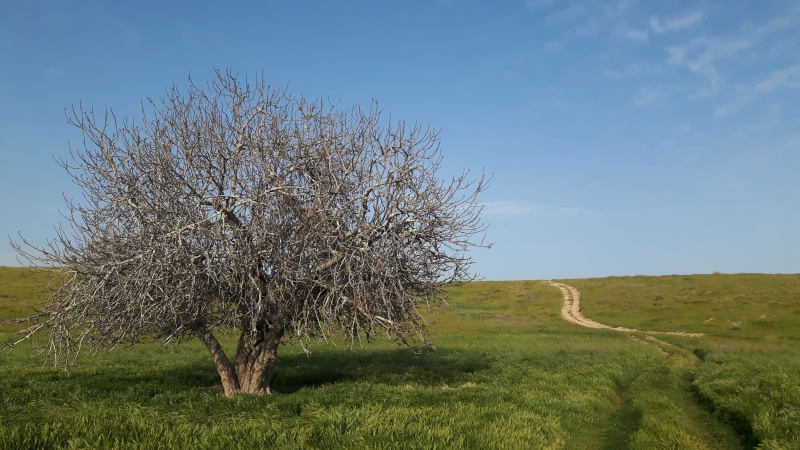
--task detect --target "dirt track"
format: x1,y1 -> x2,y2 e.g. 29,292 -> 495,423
548,281 -> 704,337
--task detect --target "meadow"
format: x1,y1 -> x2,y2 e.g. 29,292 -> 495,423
1,267 -> 798,449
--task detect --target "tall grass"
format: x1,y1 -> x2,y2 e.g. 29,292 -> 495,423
569,274 -> 800,449
1,268 -> 798,449
0,267 -> 52,331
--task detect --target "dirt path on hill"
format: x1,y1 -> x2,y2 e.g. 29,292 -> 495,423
548,281 -> 704,337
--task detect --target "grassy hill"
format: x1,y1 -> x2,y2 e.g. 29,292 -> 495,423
1,267 -> 798,449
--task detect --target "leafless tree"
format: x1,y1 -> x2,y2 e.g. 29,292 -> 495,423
10,70 -> 489,397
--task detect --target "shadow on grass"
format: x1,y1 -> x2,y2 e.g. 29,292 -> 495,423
2,346 -> 494,401
272,346 -> 493,393
688,382 -> 759,450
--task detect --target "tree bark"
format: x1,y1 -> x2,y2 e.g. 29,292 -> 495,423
194,324 -> 240,398
195,323 -> 284,397
234,326 -> 284,395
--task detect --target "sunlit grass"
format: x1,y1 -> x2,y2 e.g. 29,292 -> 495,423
567,274 -> 800,449
566,274 -> 800,339
1,267 -> 799,449
0,267 -> 52,331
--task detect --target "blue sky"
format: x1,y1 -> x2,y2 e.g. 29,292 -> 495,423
1,0 -> 798,280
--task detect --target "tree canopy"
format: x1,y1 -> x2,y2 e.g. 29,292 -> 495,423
11,70 -> 489,396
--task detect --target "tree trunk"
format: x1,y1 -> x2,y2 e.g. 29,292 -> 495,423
234,326 -> 284,395
195,324 -> 240,398
195,323 -> 284,397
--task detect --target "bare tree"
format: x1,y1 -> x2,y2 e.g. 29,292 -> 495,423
10,70 -> 489,397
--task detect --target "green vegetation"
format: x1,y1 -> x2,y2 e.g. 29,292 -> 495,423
569,275 -> 800,450
0,267 -> 52,331
1,267 -> 798,449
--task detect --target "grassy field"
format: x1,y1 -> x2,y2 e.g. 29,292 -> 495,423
1,267 -> 798,449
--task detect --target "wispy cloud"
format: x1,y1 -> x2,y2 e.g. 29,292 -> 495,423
545,5 -> 588,24
634,87 -> 666,105
603,63 -> 660,79
558,1 -> 639,41
622,28 -> 648,42
751,14 -> 795,38
543,40 -> 563,52
662,9 -> 799,94
666,36 -> 752,88
687,87 -> 711,101
756,64 -> 800,90
650,12 -> 703,33
711,88 -> 753,119
614,21 -> 649,42
711,103 -> 737,119
710,63 -> 798,118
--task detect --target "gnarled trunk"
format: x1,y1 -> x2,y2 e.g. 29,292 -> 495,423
233,326 -> 284,395
194,323 -> 284,398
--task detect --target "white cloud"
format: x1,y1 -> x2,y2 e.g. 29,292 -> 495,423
535,1 -> 635,49
634,87 -> 664,105
712,103 -> 737,119
650,11 -> 703,33
662,9 -> 800,94
756,64 -> 800,90
546,5 -> 588,24
752,15 -> 795,38
666,37 -> 752,88
712,91 -> 752,119
543,40 -> 563,52
649,17 -> 663,33
603,63 -> 660,78
703,63 -> 797,119
622,28 -> 648,42
665,44 -> 689,65
687,87 -> 711,101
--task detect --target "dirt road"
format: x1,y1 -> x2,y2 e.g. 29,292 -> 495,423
548,281 -> 704,337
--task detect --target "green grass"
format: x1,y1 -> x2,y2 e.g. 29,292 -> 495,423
567,275 -> 800,450
0,267 -> 53,331
567,274 -> 800,339
1,267 -> 799,449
